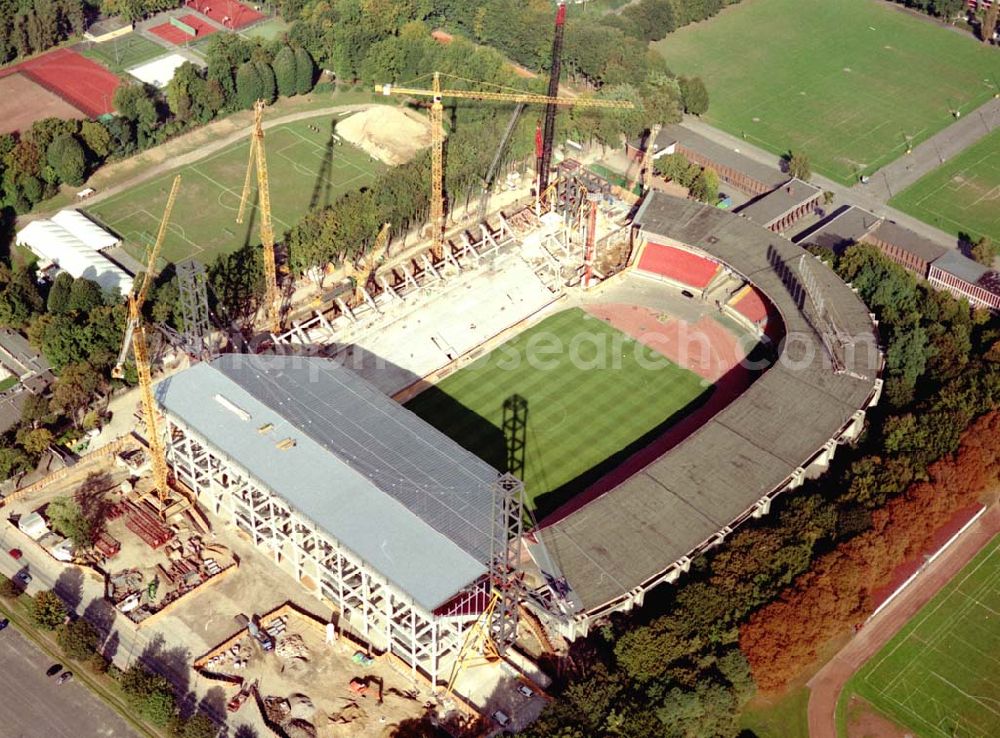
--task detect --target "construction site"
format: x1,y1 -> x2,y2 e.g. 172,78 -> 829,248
0,3 -> 886,737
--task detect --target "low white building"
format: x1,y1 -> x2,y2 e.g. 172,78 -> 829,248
16,212 -> 132,296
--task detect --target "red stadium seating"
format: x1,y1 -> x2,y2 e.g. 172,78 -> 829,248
637,242 -> 719,289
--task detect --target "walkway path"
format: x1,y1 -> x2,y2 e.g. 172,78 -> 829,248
805,504 -> 1000,738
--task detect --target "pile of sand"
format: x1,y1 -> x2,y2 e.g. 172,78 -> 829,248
336,106 -> 434,166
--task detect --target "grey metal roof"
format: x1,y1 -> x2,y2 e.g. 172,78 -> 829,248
536,194 -> 882,613
869,220 -> 948,265
656,124 -> 789,191
737,178 -> 822,227
932,249 -> 990,285
158,355 -> 500,612
796,206 -> 881,251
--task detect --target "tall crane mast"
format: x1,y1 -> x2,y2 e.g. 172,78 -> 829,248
629,123 -> 662,193
375,75 -> 633,252
115,175 -> 182,519
236,100 -> 280,334
538,0 -> 567,196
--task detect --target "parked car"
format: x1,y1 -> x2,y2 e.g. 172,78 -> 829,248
46,664 -> 63,677
15,571 -> 31,586
492,710 -> 511,727
0,618 -> 9,631
7,548 -> 21,560
57,671 -> 73,685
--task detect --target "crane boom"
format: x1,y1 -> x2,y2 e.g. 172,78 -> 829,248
376,75 -> 633,251
113,175 -> 182,378
236,100 -> 280,333
539,1 -> 567,195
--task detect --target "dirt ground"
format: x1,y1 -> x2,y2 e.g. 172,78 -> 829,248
335,107 -> 433,166
0,73 -> 84,134
844,695 -> 910,738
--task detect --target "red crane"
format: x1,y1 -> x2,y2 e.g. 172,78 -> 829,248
537,1 -> 567,196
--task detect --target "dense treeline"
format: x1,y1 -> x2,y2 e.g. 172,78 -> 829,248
0,0 -> 85,64
740,408 -> 1000,691
515,245 -> 1000,737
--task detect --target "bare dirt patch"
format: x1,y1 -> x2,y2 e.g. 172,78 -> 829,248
335,107 -> 433,166
845,695 -> 910,738
0,73 -> 85,134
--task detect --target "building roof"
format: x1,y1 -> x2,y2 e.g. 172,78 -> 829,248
868,220 -> 948,265
737,178 -> 822,228
16,219 -> 133,295
535,194 -> 882,613
653,124 -> 789,191
51,210 -> 119,251
932,249 -> 991,285
795,205 -> 881,251
158,355 -> 500,612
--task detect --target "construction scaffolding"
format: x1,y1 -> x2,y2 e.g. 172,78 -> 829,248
175,259 -> 212,358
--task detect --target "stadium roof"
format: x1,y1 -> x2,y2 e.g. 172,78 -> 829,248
932,249 -> 990,285
16,219 -> 133,295
795,205 -> 881,251
737,178 -> 821,228
158,354 -> 500,612
535,194 -> 882,614
50,209 -> 119,251
869,220 -> 948,265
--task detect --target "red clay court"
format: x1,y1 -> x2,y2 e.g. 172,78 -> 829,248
150,14 -> 219,45
185,0 -> 264,29
0,48 -> 119,118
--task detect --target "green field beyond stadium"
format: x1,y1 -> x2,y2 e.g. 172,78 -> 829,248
86,114 -> 382,266
406,308 -> 712,513
654,0 -> 1000,185
844,533 -> 1000,738
890,127 -> 1000,244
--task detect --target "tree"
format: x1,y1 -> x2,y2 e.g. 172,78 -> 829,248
20,392 -> 52,428
46,133 -> 86,186
119,665 -> 176,726
17,426 -> 53,455
256,60 -> 277,104
67,277 -> 105,314
273,45 -> 297,97
294,46 -> 316,95
179,713 -> 217,738
982,2 -> 999,43
113,82 -> 159,146
31,590 -> 68,630
970,236 -> 996,266
235,61 -> 263,110
679,76 -> 709,115
787,151 -> 811,181
47,271 -> 73,313
689,167 -> 719,203
49,361 -> 102,427
0,447 -> 31,480
47,496 -> 94,547
0,574 -> 24,598
57,618 -> 100,660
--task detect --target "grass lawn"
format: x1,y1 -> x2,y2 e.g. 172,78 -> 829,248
80,33 -> 168,73
84,113 -> 382,266
740,687 -> 811,738
890,127 -> 1000,244
406,308 -> 712,513
839,534 -> 1000,738
654,0 -> 1000,185
240,17 -> 291,41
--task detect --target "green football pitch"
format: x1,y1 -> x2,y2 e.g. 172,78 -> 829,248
406,308 -> 712,514
80,33 -> 168,73
890,128 -> 1000,244
844,533 -> 1000,738
654,0 -> 1000,185
85,115 -> 382,267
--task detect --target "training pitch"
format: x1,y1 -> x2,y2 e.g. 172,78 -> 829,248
86,115 -> 382,266
406,308 -> 712,513
890,128 -> 1000,244
81,33 -> 168,73
654,0 -> 1000,185
847,534 -> 1000,738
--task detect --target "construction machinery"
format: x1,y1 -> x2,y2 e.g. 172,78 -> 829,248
113,175 -> 181,519
628,123 -> 662,193
375,75 -> 633,254
538,1 -> 567,196
236,99 -> 280,334
343,223 -> 391,305
443,592 -> 503,700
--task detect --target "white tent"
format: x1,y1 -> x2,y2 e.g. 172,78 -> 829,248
16,219 -> 134,296
18,511 -> 49,540
51,209 -> 119,251
128,54 -> 188,89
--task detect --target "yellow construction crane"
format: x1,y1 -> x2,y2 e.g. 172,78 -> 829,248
343,223 -> 391,304
114,175 -> 182,518
236,99 -> 280,334
376,73 -> 635,253
631,122 -> 662,193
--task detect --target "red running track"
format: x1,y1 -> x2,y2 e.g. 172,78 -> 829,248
185,0 -> 263,29
149,14 -> 219,45
0,48 -> 119,118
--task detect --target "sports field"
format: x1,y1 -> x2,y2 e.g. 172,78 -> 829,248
654,0 -> 1000,185
406,308 -> 712,512
81,33 -> 168,73
890,128 -> 1000,244
85,115 -> 382,266
846,534 -> 1000,738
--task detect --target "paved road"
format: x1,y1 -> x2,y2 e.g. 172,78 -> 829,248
0,625 -> 139,738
